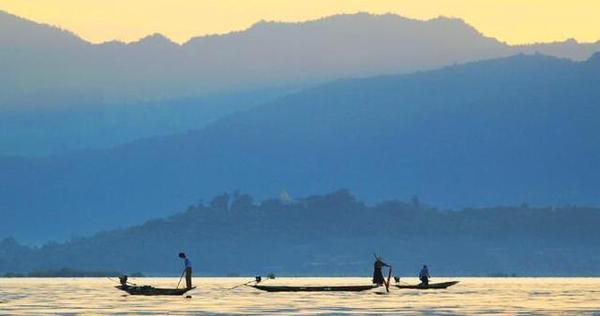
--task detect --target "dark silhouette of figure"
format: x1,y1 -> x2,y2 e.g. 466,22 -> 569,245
372,256 -> 390,286
179,252 -> 193,289
419,264 -> 430,286
119,275 -> 129,287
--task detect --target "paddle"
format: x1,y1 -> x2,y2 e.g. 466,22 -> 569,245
107,276 -> 137,286
176,269 -> 186,289
227,276 -> 264,290
384,266 -> 392,293
228,280 -> 256,290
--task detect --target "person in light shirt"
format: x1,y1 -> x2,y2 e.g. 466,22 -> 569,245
178,252 -> 193,289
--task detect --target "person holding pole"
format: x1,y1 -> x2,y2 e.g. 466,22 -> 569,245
178,252 -> 193,289
372,255 -> 391,287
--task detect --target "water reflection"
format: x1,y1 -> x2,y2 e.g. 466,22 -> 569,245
0,278 -> 599,315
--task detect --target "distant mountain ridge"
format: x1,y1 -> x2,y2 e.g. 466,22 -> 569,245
2,10 -> 600,106
2,10 -> 600,156
1,53 -> 599,243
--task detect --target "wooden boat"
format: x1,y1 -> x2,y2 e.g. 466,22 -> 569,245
394,281 -> 459,290
249,284 -> 378,292
115,285 -> 196,296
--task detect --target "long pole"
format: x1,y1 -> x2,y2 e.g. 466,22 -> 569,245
385,266 -> 392,293
228,280 -> 255,290
176,269 -> 186,289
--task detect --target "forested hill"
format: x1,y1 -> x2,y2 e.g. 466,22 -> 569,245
1,190 -> 599,276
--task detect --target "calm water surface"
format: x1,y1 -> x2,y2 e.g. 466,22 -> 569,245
1,277 -> 599,315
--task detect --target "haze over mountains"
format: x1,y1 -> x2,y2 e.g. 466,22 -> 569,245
2,10 -> 600,155
2,53 -> 599,243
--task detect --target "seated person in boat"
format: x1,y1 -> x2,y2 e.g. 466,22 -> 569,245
179,252 -> 193,289
372,256 -> 391,286
419,264 -> 430,286
119,275 -> 129,287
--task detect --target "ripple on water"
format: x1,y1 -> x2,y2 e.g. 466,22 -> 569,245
0,277 -> 600,315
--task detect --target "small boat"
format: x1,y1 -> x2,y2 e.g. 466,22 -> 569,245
115,285 -> 196,296
395,281 -> 459,290
249,284 -> 379,292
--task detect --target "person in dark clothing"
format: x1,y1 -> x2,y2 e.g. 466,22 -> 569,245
178,252 -> 193,289
372,256 -> 391,286
419,264 -> 430,286
119,275 -> 129,287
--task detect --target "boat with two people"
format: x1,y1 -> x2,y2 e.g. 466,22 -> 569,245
249,261 -> 459,292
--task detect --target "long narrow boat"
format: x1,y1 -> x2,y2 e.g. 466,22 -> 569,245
395,281 -> 459,290
249,284 -> 379,292
116,285 -> 196,296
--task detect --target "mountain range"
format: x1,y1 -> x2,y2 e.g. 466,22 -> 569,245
1,53 -> 599,243
3,10 -> 600,104
2,11 -> 600,155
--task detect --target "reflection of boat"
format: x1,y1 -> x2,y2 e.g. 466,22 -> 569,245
115,285 -> 196,296
249,284 -> 379,292
395,281 -> 459,289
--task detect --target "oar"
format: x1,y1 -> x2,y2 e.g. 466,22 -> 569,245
107,276 -> 137,286
176,269 -> 186,289
228,280 -> 256,290
228,276 -> 264,290
384,266 -> 392,293
106,276 -> 119,283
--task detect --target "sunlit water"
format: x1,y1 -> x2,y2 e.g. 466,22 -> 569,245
1,277 -> 599,315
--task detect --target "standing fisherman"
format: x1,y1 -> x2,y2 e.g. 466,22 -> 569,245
178,252 -> 193,289
372,256 -> 391,286
419,264 -> 430,286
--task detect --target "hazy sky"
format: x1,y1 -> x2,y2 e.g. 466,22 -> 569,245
1,0 -> 599,44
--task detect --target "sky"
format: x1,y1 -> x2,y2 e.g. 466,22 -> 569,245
0,0 -> 599,44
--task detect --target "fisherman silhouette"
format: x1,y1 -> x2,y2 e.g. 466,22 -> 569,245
419,264 -> 430,286
372,256 -> 391,286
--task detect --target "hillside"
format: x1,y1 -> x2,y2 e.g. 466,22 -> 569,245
2,11 -> 600,155
1,53 -> 599,242
1,190 -> 599,276
0,89 -> 285,156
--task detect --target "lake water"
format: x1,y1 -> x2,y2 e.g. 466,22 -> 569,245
1,277 -> 599,315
